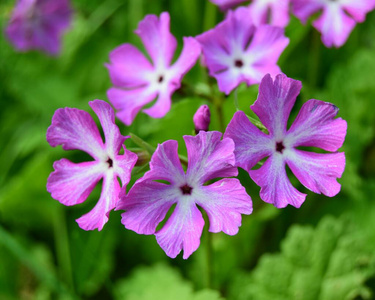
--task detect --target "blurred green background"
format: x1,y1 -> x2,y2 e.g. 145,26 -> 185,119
1,0 -> 375,299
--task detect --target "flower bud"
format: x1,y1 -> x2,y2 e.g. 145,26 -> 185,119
193,105 -> 211,134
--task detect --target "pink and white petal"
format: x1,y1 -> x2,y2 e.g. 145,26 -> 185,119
196,178 -> 252,235
114,148 -> 138,186
76,171 -> 121,231
89,100 -> 126,155
286,150 -> 345,197
251,74 -> 302,139
142,88 -> 172,119
142,140 -> 185,184
209,0 -> 248,11
224,111 -> 273,172
246,25 -> 289,66
47,107 -> 105,160
244,63 -> 282,86
106,44 -> 154,88
117,181 -> 179,234
185,131 -> 238,184
341,0 -> 375,22
170,37 -> 201,80
269,1 -> 291,27
107,87 -> 157,126
286,99 -> 347,152
313,6 -> 356,48
135,12 -> 177,67
215,68 -> 244,95
47,159 -> 104,206
249,155 -> 306,208
248,1 -> 269,26
156,201 -> 204,259
292,0 -> 324,23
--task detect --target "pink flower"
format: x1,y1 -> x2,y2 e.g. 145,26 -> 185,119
193,105 -> 211,133
106,12 -> 201,126
117,131 -> 252,259
209,0 -> 291,27
47,100 -> 137,231
196,7 -> 289,95
225,74 -> 347,208
5,0 -> 72,55
292,0 -> 375,47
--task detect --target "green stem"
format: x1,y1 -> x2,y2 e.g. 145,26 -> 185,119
308,29 -> 321,88
233,88 -> 240,111
213,95 -> 226,132
206,231 -> 213,289
130,133 -> 155,155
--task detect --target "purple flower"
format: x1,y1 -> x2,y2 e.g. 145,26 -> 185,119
5,0 -> 72,55
196,7 -> 289,95
209,0 -> 291,27
117,131 -> 252,259
292,0 -> 375,48
106,12 -> 201,126
225,74 -> 347,208
193,105 -> 211,133
47,100 -> 138,231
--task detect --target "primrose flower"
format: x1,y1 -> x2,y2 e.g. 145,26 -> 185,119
106,12 -> 201,125
117,131 -> 253,259
5,0 -> 72,55
47,100 -> 137,231
196,7 -> 289,95
225,74 -> 347,208
292,0 -> 375,47
210,0 -> 291,27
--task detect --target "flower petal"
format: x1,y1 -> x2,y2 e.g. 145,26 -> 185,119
47,159 -> 104,206
196,178 -> 252,235
251,74 -> 302,139
170,37 -> 201,84
313,5 -> 356,48
341,0 -> 374,22
142,140 -> 185,184
224,111 -> 273,172
76,171 -> 121,231
46,107 -> 105,160
292,0 -> 324,23
117,181 -> 178,234
156,201 -> 204,259
249,0 -> 290,27
185,131 -> 238,184
286,99 -> 347,152
106,44 -> 154,88
115,148 -> 138,186
209,0 -> 247,11
135,12 -> 177,67
286,150 -> 345,197
107,87 -> 157,125
249,154 -> 306,208
142,88 -> 172,119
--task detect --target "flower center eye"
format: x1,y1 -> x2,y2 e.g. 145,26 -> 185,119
234,59 -> 244,68
158,75 -> 164,83
275,141 -> 285,153
180,184 -> 193,195
106,158 -> 113,168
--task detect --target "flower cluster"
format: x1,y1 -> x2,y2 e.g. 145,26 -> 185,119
23,2 -> 352,259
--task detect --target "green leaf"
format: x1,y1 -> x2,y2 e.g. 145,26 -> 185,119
228,216 -> 375,300
115,264 -> 224,300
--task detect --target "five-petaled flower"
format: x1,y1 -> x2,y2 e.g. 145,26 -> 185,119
225,74 -> 347,208
117,131 -> 253,259
210,0 -> 291,27
106,12 -> 201,126
196,7 -> 289,95
5,0 -> 72,55
292,0 -> 375,48
47,100 -> 138,231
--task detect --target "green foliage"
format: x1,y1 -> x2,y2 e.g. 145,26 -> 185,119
115,264 -> 223,300
228,216 -> 375,300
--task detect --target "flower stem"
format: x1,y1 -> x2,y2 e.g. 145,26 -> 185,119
213,95 -> 226,132
206,231 -> 213,289
308,29 -> 321,88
